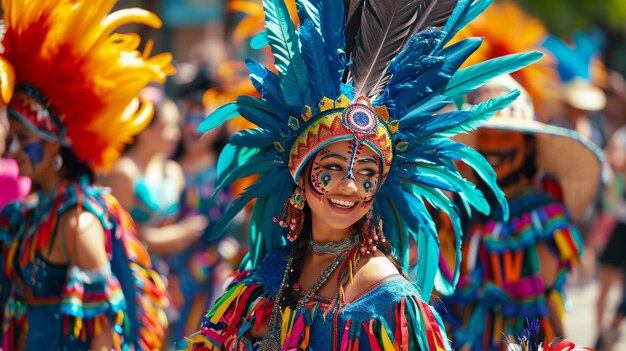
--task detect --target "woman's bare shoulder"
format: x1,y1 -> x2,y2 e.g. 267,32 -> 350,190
343,252 -> 401,303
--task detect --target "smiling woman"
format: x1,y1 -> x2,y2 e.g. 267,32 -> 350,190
179,0 -> 542,350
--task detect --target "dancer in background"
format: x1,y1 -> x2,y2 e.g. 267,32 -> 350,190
180,0 -> 541,349
150,66 -> 242,346
102,86 -> 209,347
0,0 -> 173,349
104,87 -> 208,256
438,75 -> 602,351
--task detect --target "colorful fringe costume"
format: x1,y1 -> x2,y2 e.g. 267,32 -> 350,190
180,0 -> 541,349
1,179 -> 168,350
435,74 -> 603,350
0,0 -> 174,349
439,188 -> 582,350
183,246 -> 449,351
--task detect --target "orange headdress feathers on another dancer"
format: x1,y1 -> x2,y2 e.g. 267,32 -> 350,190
452,0 -> 559,121
0,0 -> 175,171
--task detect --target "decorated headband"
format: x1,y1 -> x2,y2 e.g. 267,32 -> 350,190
8,85 -> 67,145
0,0 -> 175,171
201,0 -> 542,300
287,96 -> 393,182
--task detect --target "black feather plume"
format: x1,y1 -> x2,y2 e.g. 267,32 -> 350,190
347,0 -> 459,97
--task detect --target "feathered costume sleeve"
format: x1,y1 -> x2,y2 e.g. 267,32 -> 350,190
0,0 -> 173,349
0,181 -> 168,351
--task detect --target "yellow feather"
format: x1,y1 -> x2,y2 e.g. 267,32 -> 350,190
0,58 -> 15,105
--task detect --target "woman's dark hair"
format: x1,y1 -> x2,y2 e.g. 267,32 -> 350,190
59,146 -> 95,183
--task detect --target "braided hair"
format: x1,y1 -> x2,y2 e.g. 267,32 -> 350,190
279,206 -> 405,310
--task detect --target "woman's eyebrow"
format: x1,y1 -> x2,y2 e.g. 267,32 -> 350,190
357,158 -> 379,165
320,153 -> 348,161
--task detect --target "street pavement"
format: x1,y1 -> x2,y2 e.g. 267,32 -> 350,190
565,281 -> 626,350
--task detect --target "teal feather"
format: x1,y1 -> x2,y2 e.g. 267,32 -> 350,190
211,182 -> 270,240
245,195 -> 269,269
212,151 -> 281,203
401,110 -> 472,135
444,51 -> 543,99
229,129 -> 276,148
383,184 -> 440,299
216,144 -> 262,185
374,193 -> 409,270
398,180 -> 462,240
398,163 -> 489,216
399,180 -> 464,297
438,0 -> 492,50
251,31 -> 269,49
197,103 -> 238,132
440,90 -> 521,137
440,140 -> 509,220
296,0 -> 321,33
263,0 -> 309,109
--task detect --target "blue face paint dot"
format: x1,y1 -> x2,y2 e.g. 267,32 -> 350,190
353,111 -> 370,127
363,180 -> 373,193
321,173 -> 331,187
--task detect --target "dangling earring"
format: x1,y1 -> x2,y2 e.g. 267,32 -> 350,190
274,187 -> 306,242
359,210 -> 385,255
52,154 -> 63,172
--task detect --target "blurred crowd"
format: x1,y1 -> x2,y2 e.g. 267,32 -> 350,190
2,0 -> 626,350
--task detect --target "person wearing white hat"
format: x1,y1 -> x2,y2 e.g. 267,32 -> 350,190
437,74 -> 604,350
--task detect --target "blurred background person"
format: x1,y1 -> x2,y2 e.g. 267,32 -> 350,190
595,122 -> 626,350
162,64 -> 244,346
542,31 -> 610,286
438,75 -> 603,350
102,86 -> 209,347
0,1 -> 173,349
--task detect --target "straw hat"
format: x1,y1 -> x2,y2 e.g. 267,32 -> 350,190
466,74 -> 603,220
562,78 -> 607,112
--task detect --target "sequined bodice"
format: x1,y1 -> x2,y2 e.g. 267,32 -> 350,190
12,254 -> 68,300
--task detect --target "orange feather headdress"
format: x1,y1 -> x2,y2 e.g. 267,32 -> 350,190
0,0 -> 175,171
452,0 -> 559,121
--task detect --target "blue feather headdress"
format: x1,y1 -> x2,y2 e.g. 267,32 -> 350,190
542,31 -> 606,111
200,0 -> 542,300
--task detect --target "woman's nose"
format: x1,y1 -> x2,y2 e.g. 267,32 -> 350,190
338,177 -> 358,194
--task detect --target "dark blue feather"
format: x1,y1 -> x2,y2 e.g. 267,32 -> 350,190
229,129 -> 276,148
299,20 -> 335,105
319,0 -> 346,97
245,59 -> 292,116
236,96 -> 283,133
296,0 -> 321,32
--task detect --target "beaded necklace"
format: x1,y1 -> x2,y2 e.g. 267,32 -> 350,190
307,234 -> 359,256
259,251 -> 346,350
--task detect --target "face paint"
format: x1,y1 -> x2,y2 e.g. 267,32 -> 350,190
309,165 -> 328,200
23,140 -> 46,168
362,179 -> 375,203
